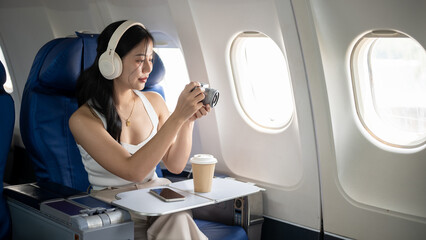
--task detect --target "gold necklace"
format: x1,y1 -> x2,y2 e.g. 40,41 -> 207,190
124,97 -> 136,127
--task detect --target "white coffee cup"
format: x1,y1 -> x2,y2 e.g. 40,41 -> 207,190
190,154 -> 217,192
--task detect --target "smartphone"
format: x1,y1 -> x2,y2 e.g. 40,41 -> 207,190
149,187 -> 186,202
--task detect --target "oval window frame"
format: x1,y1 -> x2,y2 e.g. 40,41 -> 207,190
229,31 -> 295,132
350,30 -> 426,148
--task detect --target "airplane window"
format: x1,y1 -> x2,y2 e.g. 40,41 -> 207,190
0,46 -> 13,93
154,48 -> 190,112
230,32 -> 294,130
351,30 -> 426,147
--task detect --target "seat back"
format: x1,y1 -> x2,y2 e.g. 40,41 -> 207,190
0,60 -> 14,239
20,33 -> 165,192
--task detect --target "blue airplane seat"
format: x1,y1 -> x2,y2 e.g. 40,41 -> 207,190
20,32 -> 164,193
20,33 -> 95,192
0,60 -> 14,240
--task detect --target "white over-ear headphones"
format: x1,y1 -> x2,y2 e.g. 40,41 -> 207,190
98,20 -> 146,80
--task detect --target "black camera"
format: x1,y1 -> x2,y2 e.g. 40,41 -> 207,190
199,83 -> 219,107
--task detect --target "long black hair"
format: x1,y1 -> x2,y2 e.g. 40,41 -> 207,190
76,20 -> 154,143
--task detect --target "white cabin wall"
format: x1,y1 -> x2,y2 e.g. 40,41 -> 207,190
102,0 -> 181,46
308,0 -> 426,238
41,1 -> 102,37
0,1 -> 53,135
0,0 -> 107,146
166,0 -> 225,172
169,0 -> 322,231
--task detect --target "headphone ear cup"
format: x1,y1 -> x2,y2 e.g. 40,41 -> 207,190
98,51 -> 123,80
110,52 -> 123,79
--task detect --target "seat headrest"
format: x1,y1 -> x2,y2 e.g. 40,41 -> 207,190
38,33 -> 98,94
146,52 -> 165,88
38,38 -> 83,92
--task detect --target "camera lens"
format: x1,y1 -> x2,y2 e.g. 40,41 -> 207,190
211,91 -> 219,107
203,88 -> 219,107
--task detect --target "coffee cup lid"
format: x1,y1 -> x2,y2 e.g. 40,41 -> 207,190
190,154 -> 217,164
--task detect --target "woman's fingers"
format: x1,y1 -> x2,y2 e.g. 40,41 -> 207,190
175,82 -> 206,121
193,105 -> 211,119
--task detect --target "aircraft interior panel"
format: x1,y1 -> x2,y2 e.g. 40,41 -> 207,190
1,0 -> 425,239
183,0 -> 322,231
309,0 -> 426,238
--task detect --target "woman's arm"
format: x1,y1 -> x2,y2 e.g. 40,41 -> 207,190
69,82 -> 207,182
161,106 -> 211,173
147,82 -> 211,174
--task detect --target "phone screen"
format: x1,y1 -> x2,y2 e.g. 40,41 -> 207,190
149,188 -> 186,202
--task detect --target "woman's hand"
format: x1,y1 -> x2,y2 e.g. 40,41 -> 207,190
173,82 -> 207,122
188,104 -> 211,122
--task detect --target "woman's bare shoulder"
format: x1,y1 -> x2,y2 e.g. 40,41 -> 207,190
142,91 -> 169,121
69,104 -> 102,130
143,91 -> 167,109
143,91 -> 164,102
71,104 -> 91,119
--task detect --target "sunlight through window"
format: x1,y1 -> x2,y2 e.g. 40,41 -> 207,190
351,30 -> 426,147
154,48 -> 190,112
230,32 -> 294,130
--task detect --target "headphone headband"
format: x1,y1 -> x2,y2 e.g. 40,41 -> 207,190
106,20 -> 146,58
99,20 -> 146,79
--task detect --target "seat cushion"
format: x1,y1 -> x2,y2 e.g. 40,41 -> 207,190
195,219 -> 248,240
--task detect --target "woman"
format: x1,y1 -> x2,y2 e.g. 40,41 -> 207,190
69,20 -> 210,240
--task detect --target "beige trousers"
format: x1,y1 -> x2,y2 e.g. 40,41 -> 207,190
90,178 -> 208,240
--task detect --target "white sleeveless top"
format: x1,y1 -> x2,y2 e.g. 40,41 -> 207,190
77,90 -> 159,189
